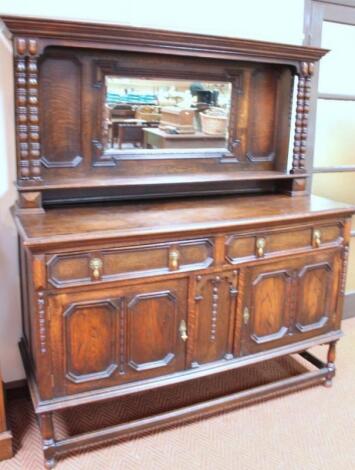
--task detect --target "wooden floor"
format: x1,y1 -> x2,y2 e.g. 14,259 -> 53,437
1,318 -> 355,470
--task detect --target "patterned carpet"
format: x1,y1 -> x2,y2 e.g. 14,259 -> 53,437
1,318 -> 355,470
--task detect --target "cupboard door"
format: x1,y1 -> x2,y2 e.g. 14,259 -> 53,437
241,260 -> 293,355
49,279 -> 187,395
124,282 -> 187,382
240,249 -> 342,356
294,250 -> 342,335
189,271 -> 238,367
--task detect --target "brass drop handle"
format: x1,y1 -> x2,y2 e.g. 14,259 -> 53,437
169,248 -> 180,271
313,229 -> 321,248
256,237 -> 266,257
243,306 -> 250,325
179,319 -> 188,342
89,257 -> 103,280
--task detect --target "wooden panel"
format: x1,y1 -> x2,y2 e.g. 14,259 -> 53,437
178,240 -> 214,268
127,292 -> 179,372
318,223 -> 342,244
252,275 -> 288,337
49,278 -> 187,395
46,239 -> 213,287
47,253 -> 91,287
189,271 -> 238,367
295,250 -> 342,334
241,249 -> 343,355
226,221 -> 343,263
245,266 -> 292,352
247,68 -> 277,161
226,227 -> 312,261
64,300 -> 120,383
40,56 -> 82,168
295,263 -> 331,332
103,245 -> 168,278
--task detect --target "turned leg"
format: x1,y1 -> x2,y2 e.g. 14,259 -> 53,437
38,412 -> 57,469
324,341 -> 337,388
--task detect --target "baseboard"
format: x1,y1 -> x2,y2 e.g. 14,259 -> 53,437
4,379 -> 27,391
0,430 -> 13,461
344,292 -> 355,319
4,379 -> 28,401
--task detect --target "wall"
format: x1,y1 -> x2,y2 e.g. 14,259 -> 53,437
0,0 -> 305,382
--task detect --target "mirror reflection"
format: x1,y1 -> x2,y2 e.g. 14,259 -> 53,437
103,77 -> 232,151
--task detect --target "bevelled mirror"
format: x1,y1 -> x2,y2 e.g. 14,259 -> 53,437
103,76 -> 232,152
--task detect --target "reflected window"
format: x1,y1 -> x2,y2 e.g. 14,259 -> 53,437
103,77 -> 232,151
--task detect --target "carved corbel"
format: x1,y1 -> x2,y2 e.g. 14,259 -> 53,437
15,37 -> 41,181
291,61 -> 314,174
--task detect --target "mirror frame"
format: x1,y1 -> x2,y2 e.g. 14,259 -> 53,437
91,58 -> 244,166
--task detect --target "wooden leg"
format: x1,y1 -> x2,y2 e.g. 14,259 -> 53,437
38,412 -> 57,469
324,341 -> 336,388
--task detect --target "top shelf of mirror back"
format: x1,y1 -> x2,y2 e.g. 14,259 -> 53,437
1,16 -> 328,205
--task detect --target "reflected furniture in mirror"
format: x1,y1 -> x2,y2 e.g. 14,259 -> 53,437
104,77 -> 231,150
0,371 -> 13,461
2,16 -> 355,468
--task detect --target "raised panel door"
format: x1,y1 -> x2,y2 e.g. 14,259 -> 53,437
241,260 -> 293,355
294,250 -> 342,335
125,284 -> 186,381
241,249 -> 343,356
188,271 -> 238,367
64,299 -> 120,384
49,278 -> 187,396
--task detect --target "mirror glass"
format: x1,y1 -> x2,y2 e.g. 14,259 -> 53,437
103,76 -> 232,152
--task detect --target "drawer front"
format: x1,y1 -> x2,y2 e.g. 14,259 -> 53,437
226,222 -> 343,263
47,238 -> 213,288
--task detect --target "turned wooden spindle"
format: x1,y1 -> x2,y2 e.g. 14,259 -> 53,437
291,61 -> 314,174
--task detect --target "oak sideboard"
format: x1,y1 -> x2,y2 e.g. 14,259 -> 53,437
1,16 -> 354,468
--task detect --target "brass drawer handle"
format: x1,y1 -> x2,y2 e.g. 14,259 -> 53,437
179,319 -> 188,342
313,229 -> 321,248
256,237 -> 266,257
89,257 -> 103,280
169,248 -> 180,270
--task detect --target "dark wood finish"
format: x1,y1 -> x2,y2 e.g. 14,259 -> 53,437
13,194 -> 353,249
48,279 -> 188,395
0,371 -> 13,461
1,16 -> 327,62
13,194 -> 354,468
241,249 -> 342,355
2,16 -> 354,469
1,16 -> 328,201
46,238 -> 213,288
38,355 -> 332,463
189,271 -> 238,367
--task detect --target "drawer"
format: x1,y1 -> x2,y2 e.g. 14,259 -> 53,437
47,238 -> 214,287
225,222 -> 343,263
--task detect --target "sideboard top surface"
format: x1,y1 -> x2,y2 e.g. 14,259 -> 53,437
14,194 -> 355,249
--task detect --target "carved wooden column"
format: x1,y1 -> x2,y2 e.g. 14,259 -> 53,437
291,61 -> 314,174
15,37 -> 41,181
0,371 -> 13,461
